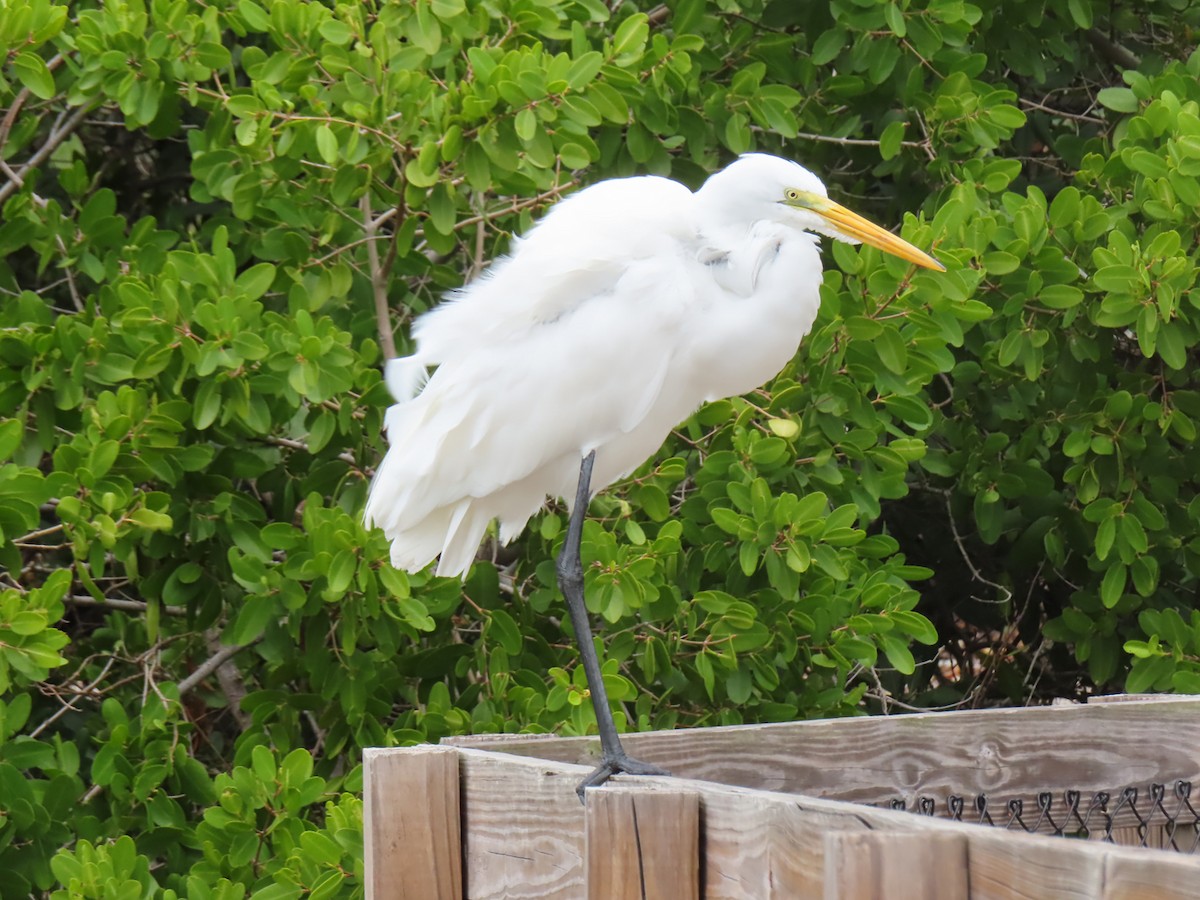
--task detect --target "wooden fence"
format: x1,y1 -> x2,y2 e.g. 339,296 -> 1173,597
364,696 -> 1200,898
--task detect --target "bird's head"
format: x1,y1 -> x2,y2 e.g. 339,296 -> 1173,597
698,154 -> 945,272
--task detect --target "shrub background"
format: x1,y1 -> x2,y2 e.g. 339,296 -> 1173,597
2,0 -> 1199,896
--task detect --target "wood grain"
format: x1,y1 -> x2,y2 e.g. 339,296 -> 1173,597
447,748 -> 1200,899
458,751 -> 591,899
364,746 -> 462,900
585,787 -> 699,899
446,698 -> 1200,834
823,832 -> 968,900
1104,845 -> 1200,899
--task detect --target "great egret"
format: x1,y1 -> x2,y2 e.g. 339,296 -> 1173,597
365,153 -> 943,796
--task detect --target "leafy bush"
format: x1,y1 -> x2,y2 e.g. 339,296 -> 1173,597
2,0 -> 1199,895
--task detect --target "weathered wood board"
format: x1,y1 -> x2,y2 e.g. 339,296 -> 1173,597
445,696 -> 1200,835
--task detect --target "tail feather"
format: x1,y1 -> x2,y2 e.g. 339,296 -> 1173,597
384,504 -> 451,573
383,355 -> 428,403
435,502 -> 490,578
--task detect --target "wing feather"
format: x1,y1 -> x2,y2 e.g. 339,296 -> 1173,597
367,174 -> 785,577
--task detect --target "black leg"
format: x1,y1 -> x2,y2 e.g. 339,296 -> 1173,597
557,450 -> 670,802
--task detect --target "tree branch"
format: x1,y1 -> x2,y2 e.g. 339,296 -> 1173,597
205,628 -> 253,730
260,434 -> 362,468
28,655 -> 117,739
944,493 -> 1013,605
66,595 -> 189,617
0,101 -> 96,205
178,638 -> 259,697
361,194 -> 398,360
1084,27 -> 1141,71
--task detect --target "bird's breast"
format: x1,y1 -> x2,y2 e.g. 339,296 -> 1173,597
683,231 -> 823,400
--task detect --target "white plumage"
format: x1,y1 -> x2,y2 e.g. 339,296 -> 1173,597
364,154 -> 941,577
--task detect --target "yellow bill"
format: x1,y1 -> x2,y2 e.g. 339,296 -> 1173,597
790,191 -> 945,271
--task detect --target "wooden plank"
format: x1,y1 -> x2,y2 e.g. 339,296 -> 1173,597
446,699 -> 1200,833
585,788 -> 699,899
1089,693 -> 1200,705
1104,846 -> 1200,899
452,749 -> 1178,900
823,832 -> 968,900
364,746 -> 462,900
966,831 -> 1104,899
457,749 -> 590,899
697,790 -> 905,898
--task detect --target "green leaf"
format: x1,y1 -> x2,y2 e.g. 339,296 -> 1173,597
326,549 -> 356,595
280,748 -> 314,789
298,830 -> 343,867
723,113 -> 751,155
710,506 -> 744,536
1156,324 -> 1186,369
878,120 -> 906,160
559,142 -> 591,169
811,28 -> 845,66
252,744 -> 276,783
0,420 -> 22,461
487,608 -> 523,655
515,108 -> 537,142
611,13 -> 649,59
1126,656 -> 1173,693
193,380 -> 221,430
767,418 -> 800,439
889,610 -> 937,645
1099,563 -> 1126,609
1096,87 -> 1138,113
236,263 -> 276,300
129,508 -> 173,531
1067,0 -> 1093,29
315,125 -> 338,164
13,51 -> 56,99
410,0 -> 442,55
566,51 -> 604,90
1039,285 -> 1082,309
1095,516 -> 1116,561
7,612 -> 46,636
879,634 -> 916,675
875,328 -> 909,375
884,3 -> 907,37
637,484 -> 670,521
319,19 -> 353,45
238,0 -> 271,29
1120,515 -> 1149,554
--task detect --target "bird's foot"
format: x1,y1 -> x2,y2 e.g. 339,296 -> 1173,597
575,753 -> 671,802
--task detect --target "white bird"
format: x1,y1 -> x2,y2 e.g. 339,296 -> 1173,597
365,153 -> 943,794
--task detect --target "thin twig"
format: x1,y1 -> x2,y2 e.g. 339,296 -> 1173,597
862,690 -> 973,713
945,493 -> 1013,605
206,628 -> 253,730
0,102 -> 96,205
0,87 -> 31,156
468,199 -> 488,281
1019,97 -> 1106,125
794,130 -> 926,149
361,194 -> 398,360
1083,27 -> 1141,70
647,4 -> 670,25
66,595 -> 189,616
28,656 -> 117,739
29,192 -> 85,310
178,639 -> 259,696
260,434 -> 361,467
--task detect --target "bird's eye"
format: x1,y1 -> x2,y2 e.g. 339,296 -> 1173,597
784,188 -> 801,201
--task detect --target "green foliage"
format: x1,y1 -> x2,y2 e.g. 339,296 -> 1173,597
934,57 -> 1200,692
2,0 -> 1200,895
